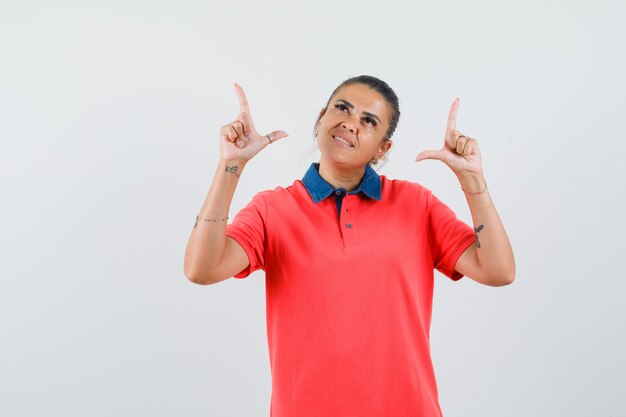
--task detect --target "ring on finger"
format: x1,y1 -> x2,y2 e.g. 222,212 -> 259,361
266,133 -> 273,144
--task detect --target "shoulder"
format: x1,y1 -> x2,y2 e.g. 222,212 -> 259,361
379,175 -> 433,202
249,179 -> 309,205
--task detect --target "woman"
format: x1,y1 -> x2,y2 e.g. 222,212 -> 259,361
184,75 -> 515,417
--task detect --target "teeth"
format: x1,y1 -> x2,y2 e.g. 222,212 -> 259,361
333,135 -> 352,147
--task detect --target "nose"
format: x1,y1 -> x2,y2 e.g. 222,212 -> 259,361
341,120 -> 356,133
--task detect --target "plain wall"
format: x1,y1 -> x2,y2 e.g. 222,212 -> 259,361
1,0 -> 624,416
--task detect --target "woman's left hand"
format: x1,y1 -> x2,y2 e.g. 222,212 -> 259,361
415,98 -> 483,176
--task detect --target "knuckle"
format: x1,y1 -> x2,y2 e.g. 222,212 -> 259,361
220,125 -> 236,139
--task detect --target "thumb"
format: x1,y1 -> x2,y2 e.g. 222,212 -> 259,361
266,130 -> 289,143
415,149 -> 444,162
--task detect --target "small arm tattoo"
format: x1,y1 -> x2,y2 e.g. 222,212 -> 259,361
474,224 -> 484,248
225,165 -> 241,177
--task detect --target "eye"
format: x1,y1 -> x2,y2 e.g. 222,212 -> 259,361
334,102 -> 349,112
364,117 -> 377,127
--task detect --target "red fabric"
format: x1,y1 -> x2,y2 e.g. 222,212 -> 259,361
226,176 -> 476,417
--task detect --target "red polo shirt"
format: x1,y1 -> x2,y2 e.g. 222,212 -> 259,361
226,165 -> 475,417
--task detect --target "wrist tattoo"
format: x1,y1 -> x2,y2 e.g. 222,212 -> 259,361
225,165 -> 241,178
474,224 -> 484,248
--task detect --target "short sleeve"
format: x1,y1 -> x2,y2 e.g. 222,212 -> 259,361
426,190 -> 476,281
225,193 -> 267,279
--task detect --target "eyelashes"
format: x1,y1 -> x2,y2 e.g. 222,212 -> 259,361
333,102 -> 377,127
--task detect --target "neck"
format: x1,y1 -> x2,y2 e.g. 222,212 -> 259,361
317,161 -> 366,192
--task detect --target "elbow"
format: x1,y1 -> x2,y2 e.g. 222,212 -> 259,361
489,258 -> 516,287
506,269 -> 516,285
477,265 -> 515,287
184,263 -> 217,286
492,269 -> 516,287
184,251 -> 220,285
494,275 -> 515,287
504,261 -> 516,285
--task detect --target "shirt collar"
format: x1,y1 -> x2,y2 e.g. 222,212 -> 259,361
302,162 -> 382,203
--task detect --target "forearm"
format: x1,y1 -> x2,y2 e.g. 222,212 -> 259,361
183,159 -> 247,279
458,172 -> 515,283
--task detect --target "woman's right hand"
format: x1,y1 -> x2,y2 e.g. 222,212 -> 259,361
219,83 -> 288,162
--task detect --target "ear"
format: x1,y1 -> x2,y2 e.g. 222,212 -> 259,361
377,139 -> 393,157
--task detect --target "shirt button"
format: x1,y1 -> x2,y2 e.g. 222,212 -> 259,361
345,223 -> 353,229
335,190 -> 342,196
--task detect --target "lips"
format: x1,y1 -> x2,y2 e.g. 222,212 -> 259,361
331,132 -> 355,147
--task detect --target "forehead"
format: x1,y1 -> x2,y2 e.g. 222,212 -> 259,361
331,83 -> 390,122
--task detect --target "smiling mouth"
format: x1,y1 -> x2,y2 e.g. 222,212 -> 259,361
332,135 -> 354,147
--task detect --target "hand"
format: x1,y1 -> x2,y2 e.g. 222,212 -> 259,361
415,98 -> 483,176
219,83 -> 288,162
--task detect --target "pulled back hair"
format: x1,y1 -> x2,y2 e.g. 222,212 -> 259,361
315,75 -> 401,140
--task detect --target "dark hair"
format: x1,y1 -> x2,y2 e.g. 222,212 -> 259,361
315,75 -> 401,140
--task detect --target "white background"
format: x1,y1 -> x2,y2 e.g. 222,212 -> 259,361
1,0 -> 625,416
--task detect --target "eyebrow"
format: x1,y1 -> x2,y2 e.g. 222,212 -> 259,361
335,99 -> 382,125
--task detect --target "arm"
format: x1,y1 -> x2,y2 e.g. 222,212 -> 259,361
183,83 -> 288,285
416,98 -> 515,287
184,159 -> 249,285
453,172 -> 515,286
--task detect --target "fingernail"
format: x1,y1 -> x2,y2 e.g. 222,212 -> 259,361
237,140 -> 243,148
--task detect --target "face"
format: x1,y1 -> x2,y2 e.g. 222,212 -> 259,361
316,83 -> 393,169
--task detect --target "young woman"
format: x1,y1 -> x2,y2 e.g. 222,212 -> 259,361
184,75 -> 515,417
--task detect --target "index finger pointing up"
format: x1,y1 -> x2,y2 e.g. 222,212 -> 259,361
446,98 -> 460,135
234,83 -> 251,114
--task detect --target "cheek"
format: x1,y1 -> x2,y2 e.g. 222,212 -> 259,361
319,115 -> 341,131
327,108 -> 348,121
